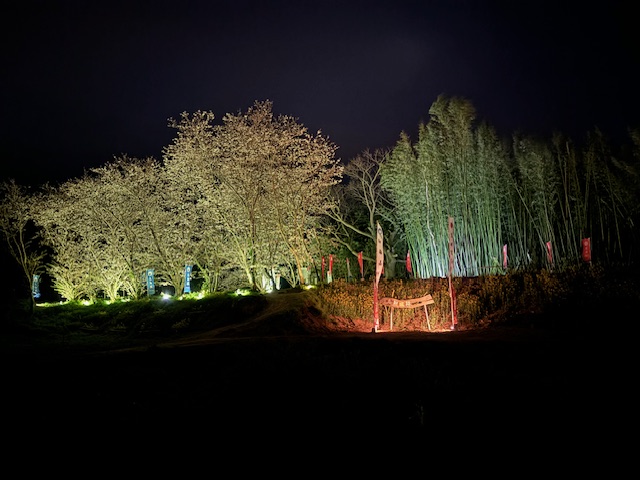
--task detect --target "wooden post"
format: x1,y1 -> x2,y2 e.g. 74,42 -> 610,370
373,222 -> 384,332
373,281 -> 380,332
423,304 -> 431,331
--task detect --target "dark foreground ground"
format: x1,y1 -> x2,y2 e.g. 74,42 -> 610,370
1,291 -> 633,463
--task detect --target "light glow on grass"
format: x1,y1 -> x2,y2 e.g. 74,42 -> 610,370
179,291 -> 206,301
35,301 -> 65,308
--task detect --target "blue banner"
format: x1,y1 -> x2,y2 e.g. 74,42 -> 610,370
184,264 -> 192,293
32,274 -> 41,299
146,269 -> 155,296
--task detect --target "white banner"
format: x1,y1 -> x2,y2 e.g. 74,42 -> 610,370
375,221 -> 384,285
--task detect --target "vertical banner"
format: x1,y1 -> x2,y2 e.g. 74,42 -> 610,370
184,264 -> 192,293
358,251 -> 364,281
146,268 -> 155,296
581,237 -> 591,263
327,254 -> 334,283
375,222 -> 384,284
321,256 -> 326,282
406,250 -> 412,275
448,216 -> 457,330
373,221 -> 384,332
546,241 -> 553,265
503,244 -> 508,270
32,274 -> 41,299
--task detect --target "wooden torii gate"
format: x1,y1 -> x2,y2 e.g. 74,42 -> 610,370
379,293 -> 435,331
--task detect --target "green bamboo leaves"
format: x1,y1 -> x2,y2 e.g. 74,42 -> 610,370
382,95 -> 639,277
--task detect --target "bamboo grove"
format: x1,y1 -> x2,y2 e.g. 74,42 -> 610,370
1,96 -> 639,303
382,95 -> 639,278
1,101 -> 343,301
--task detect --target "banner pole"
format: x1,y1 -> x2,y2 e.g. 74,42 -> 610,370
373,221 -> 384,332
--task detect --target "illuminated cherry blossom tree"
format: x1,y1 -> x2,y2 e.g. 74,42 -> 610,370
0,179 -> 45,310
164,100 -> 342,290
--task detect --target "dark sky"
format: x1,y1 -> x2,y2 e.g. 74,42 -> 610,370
2,0 -> 638,185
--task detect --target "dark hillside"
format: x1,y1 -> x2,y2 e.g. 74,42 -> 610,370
2,287 -> 631,448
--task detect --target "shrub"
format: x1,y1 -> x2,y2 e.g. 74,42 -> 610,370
307,266 -> 637,331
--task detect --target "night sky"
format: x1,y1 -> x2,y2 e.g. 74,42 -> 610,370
2,0 -> 638,185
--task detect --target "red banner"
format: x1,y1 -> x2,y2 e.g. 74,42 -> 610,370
546,241 -> 553,265
502,244 -> 508,269
329,254 -> 334,274
357,251 -> 363,279
448,217 -> 455,277
582,238 -> 591,263
406,250 -> 412,274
